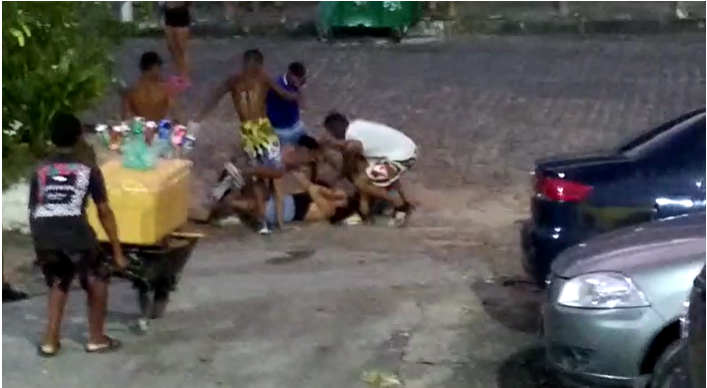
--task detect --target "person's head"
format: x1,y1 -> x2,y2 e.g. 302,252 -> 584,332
323,112 -> 349,140
286,62 -> 306,89
329,193 -> 363,225
139,51 -> 163,80
50,112 -> 83,149
243,49 -> 264,72
294,134 -> 321,164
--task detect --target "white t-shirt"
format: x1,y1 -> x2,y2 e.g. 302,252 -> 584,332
345,119 -> 417,161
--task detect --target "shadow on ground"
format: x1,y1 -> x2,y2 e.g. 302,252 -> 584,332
470,277 -> 544,334
496,346 -> 561,388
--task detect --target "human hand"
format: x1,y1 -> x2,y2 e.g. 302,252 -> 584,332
113,249 -> 129,271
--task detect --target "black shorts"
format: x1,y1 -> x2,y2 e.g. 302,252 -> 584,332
164,6 -> 191,28
292,192 -> 312,221
35,248 -> 111,291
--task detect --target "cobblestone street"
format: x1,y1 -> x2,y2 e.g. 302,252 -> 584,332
4,34 -> 705,388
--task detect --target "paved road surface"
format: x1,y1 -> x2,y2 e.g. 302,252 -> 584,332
4,35 -> 704,388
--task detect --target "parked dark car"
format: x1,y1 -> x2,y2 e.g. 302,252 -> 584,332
521,108 -> 706,286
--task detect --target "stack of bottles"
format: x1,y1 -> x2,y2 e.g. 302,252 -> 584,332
94,118 -> 197,170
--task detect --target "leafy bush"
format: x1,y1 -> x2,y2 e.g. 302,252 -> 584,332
2,2 -> 128,188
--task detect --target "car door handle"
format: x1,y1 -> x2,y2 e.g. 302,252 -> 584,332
653,197 -> 701,219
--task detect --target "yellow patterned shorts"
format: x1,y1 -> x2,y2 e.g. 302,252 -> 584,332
240,118 -> 282,168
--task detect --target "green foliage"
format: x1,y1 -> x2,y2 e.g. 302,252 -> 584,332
2,1 -> 129,188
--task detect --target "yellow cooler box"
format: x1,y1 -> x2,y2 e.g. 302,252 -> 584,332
87,158 -> 192,246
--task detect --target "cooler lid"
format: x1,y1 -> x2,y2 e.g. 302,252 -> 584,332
99,159 -> 193,192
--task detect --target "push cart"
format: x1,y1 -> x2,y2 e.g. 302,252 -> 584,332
86,157 -> 198,331
102,230 -> 202,331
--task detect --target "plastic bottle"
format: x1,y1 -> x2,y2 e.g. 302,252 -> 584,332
131,117 -> 145,134
158,119 -> 172,140
144,121 -> 158,146
95,124 -> 110,146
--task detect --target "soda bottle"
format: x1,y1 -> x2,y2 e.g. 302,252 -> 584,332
158,119 -> 172,140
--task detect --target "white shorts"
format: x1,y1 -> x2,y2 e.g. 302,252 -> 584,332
364,153 -> 418,188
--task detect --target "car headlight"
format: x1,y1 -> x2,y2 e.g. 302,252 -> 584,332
557,272 -> 650,309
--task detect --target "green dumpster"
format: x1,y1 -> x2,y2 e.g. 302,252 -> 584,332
317,1 -> 424,41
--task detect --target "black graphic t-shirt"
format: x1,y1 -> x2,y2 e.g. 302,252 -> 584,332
28,152 -> 108,250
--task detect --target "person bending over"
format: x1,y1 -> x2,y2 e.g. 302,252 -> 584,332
30,113 -> 127,357
194,48 -> 302,233
322,112 -> 418,225
122,51 -> 184,123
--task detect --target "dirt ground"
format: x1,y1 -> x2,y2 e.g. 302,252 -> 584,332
3,35 -> 704,388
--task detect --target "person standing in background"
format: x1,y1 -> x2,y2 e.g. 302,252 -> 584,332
162,1 -> 193,91
266,62 -> 308,149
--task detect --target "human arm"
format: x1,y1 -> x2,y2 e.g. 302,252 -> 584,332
89,168 -> 126,269
352,172 -> 404,208
263,73 -> 301,102
194,74 -> 236,122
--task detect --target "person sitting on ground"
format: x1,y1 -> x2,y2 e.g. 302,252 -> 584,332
29,113 -> 127,357
193,48 -> 303,234
122,51 -> 185,123
321,112 -> 418,226
266,61 -> 308,149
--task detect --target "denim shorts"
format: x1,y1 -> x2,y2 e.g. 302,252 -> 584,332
265,195 -> 296,226
274,122 -> 308,147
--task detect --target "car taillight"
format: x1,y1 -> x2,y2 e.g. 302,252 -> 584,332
536,176 -> 592,202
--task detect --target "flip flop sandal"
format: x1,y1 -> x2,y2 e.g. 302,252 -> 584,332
37,342 -> 61,358
85,336 -> 122,354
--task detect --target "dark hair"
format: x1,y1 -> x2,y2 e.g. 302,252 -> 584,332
139,51 -> 163,72
323,111 -> 349,140
296,134 -> 320,150
50,113 -> 83,148
288,62 -> 306,78
329,193 -> 363,224
243,49 -> 264,65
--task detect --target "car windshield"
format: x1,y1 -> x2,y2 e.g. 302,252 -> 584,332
620,113 -> 706,159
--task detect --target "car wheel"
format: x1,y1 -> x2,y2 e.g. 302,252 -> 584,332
649,340 -> 690,388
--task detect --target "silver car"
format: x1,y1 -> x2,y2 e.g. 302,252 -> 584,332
542,212 -> 706,387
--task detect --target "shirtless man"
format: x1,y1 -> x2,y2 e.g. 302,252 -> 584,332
122,51 -> 184,123
193,49 -> 302,234
322,112 -> 418,226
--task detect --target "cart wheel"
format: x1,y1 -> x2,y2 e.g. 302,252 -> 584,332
137,289 -> 151,317
150,288 -> 171,319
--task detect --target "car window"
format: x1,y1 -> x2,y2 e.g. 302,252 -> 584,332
622,114 -> 706,164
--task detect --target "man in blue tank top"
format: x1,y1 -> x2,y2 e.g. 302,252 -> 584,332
266,62 -> 308,147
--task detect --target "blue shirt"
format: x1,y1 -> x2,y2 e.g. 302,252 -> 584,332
266,75 -> 300,129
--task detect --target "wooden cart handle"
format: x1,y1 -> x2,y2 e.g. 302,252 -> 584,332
170,231 -> 206,239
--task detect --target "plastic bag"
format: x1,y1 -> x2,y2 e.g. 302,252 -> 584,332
121,134 -> 157,170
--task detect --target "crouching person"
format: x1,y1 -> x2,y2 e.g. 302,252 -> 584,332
322,112 -> 418,226
29,113 -> 128,357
